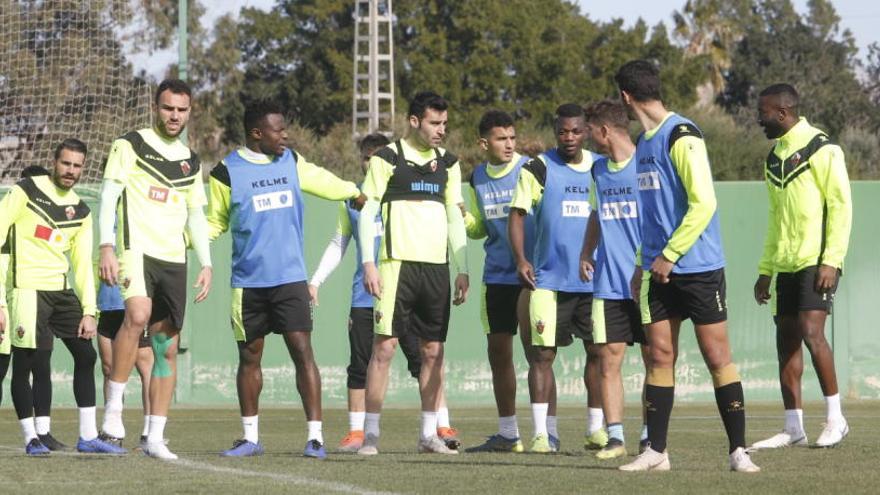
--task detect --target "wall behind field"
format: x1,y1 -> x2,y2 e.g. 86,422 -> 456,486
6,182 -> 880,409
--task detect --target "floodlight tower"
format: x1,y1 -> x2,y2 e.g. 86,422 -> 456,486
352,0 -> 395,139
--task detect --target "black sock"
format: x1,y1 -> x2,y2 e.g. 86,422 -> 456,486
11,347 -> 35,420
0,353 -> 10,406
31,349 -> 52,417
714,382 -> 746,453
62,337 -> 97,407
645,384 -> 674,452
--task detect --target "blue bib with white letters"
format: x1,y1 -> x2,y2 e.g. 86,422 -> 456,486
592,157 -> 640,299
347,190 -> 382,308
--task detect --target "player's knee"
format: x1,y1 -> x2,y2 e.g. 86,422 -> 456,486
125,309 -> 151,330
77,344 -> 97,368
802,329 -> 828,351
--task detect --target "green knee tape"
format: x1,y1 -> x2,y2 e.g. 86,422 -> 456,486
151,333 -> 174,378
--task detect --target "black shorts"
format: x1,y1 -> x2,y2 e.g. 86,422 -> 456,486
591,298 -> 646,345
97,310 -> 151,348
642,268 -> 727,325
121,253 -> 188,329
482,284 -> 522,335
775,265 -> 839,316
232,281 -> 313,343
530,289 -> 593,347
375,261 -> 451,343
9,289 -> 82,351
347,307 -> 421,389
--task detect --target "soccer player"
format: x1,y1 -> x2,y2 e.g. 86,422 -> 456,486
0,139 -> 124,455
96,279 -> 155,449
207,102 -> 365,459
750,83 -> 851,449
461,110 -> 531,453
614,60 -> 759,472
509,103 -> 601,453
356,91 -> 469,455
98,79 -> 213,459
579,100 -> 651,459
308,134 -> 458,452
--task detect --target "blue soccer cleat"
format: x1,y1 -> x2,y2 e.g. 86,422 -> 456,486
303,439 -> 327,459
77,436 -> 128,454
25,438 -> 50,456
549,434 -> 561,453
221,439 -> 264,457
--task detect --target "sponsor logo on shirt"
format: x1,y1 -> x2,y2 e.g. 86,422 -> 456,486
148,186 -> 169,202
600,201 -> 638,220
252,190 -> 294,212
251,177 -> 289,189
429,160 -> 438,173
410,180 -> 440,194
638,171 -> 661,191
482,189 -> 513,202
561,201 -> 590,218
483,204 -> 510,220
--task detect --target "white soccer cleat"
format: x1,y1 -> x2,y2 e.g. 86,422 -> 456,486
815,418 -> 849,448
729,447 -> 761,473
357,433 -> 380,456
417,435 -> 459,454
101,411 -> 126,440
619,447 -> 670,471
143,441 -> 178,460
748,431 -> 808,451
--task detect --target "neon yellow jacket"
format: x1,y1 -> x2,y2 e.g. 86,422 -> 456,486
759,118 -> 851,275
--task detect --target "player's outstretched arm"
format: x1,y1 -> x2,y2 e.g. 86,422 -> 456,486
296,154 -> 362,201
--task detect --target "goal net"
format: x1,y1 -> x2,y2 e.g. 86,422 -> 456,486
0,0 -> 153,190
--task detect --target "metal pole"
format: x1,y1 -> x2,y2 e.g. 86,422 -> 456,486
178,0 -> 189,144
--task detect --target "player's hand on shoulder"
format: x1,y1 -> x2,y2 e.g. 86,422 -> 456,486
754,274 -> 772,305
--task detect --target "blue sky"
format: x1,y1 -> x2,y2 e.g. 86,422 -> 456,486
140,0 -> 878,79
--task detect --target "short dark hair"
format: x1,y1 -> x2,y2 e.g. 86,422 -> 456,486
408,91 -> 448,119
555,103 -> 585,120
759,83 -> 800,108
478,110 -> 515,138
359,133 -> 391,156
155,79 -> 192,105
54,138 -> 87,160
21,165 -> 50,178
243,101 -> 285,135
583,100 -> 630,130
615,60 -> 662,102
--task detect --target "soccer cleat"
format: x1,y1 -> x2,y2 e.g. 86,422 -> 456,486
98,431 -> 123,448
815,418 -> 849,448
303,439 -> 327,459
25,438 -> 50,456
639,438 -> 650,454
357,433 -> 380,456
729,447 -> 761,473
549,434 -> 561,452
102,412 -> 126,440
437,426 -> 461,450
583,428 -> 608,450
748,431 -> 808,451
221,439 -> 264,457
464,434 -> 525,453
37,432 -> 68,451
530,434 -> 553,453
418,435 -> 459,454
338,430 -> 365,452
143,441 -> 178,460
619,447 -> 670,471
596,438 -> 627,460
76,437 -> 128,454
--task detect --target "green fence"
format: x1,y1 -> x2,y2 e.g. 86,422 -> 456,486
5,182 -> 880,408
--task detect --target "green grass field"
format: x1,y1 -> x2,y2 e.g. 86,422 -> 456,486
0,402 -> 877,494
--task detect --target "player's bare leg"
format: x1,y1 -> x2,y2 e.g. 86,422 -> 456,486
358,335 -> 398,455
142,318 -> 179,459
596,343 -> 626,458
583,342 -> 606,449
416,339 -> 456,454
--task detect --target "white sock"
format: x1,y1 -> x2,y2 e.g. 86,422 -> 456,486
106,380 -> 127,412
825,394 -> 844,422
307,420 -> 323,443
242,415 -> 259,443
588,407 -> 604,434
437,407 -> 450,428
142,415 -> 151,437
421,411 -> 438,440
365,413 -> 381,437
79,407 -> 98,441
19,417 -> 37,444
34,416 -> 50,435
547,415 -> 559,438
499,415 -> 520,440
784,409 -> 804,433
531,403 -> 549,437
147,415 -> 167,444
349,411 -> 366,432
640,424 -> 649,441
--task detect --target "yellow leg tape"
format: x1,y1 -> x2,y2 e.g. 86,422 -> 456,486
646,367 -> 674,387
711,364 -> 740,388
